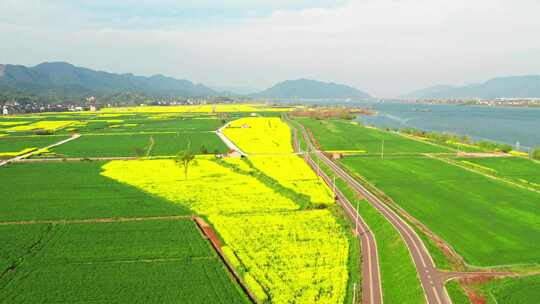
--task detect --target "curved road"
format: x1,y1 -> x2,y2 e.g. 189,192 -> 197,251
290,125 -> 383,304
290,118 -> 452,304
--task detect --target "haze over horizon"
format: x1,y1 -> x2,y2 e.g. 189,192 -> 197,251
2,0 -> 540,97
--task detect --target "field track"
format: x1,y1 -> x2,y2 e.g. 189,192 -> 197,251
288,119 -> 383,304
193,217 -> 257,304
0,215 -> 191,226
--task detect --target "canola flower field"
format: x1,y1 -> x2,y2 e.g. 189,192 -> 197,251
100,104 -> 298,113
223,117 -> 293,154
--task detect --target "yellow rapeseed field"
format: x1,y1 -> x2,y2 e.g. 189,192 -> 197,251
5,120 -> 76,132
101,158 -> 299,215
249,155 -> 334,206
0,122 -> 30,127
100,104 -> 296,113
212,211 -> 349,304
223,117 -> 293,154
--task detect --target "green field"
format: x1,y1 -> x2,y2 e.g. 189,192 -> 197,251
50,132 -> 228,157
0,220 -> 249,303
479,275 -> 540,304
0,136 -> 68,153
340,156 -> 540,266
0,162 -> 189,222
459,157 -> 540,185
74,117 -> 225,134
295,118 -> 452,154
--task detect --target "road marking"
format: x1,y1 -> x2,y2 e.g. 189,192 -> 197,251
432,287 -> 443,304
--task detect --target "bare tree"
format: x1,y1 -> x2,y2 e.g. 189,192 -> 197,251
175,142 -> 196,180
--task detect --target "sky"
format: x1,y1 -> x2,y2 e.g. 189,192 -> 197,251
1,0 -> 540,97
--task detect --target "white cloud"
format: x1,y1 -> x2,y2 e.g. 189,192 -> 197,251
1,0 -> 540,96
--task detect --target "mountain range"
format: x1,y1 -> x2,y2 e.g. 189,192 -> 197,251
0,62 -> 218,99
0,62 -> 371,102
403,75 -> 540,99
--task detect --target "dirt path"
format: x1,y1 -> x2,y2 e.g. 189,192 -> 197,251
0,215 -> 191,226
287,117 -> 383,304
193,217 -> 257,304
439,271 -> 515,282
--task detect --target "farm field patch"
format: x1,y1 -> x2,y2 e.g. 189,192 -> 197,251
248,155 -> 334,207
4,120 -> 76,132
0,220 -> 248,304
0,136 -> 68,154
458,157 -> 540,186
0,162 -> 188,222
294,118 -> 452,154
51,132 -> 227,157
74,117 -> 225,134
478,275 -> 540,304
223,117 -> 293,154
100,104 -> 296,113
340,156 -> 540,266
214,211 -> 349,304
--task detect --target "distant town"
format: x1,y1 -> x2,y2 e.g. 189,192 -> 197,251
398,98 -> 540,107
1,96 -> 248,115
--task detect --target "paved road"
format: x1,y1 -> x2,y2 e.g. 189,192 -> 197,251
290,118 -> 452,304
0,133 -> 81,167
289,122 -> 383,304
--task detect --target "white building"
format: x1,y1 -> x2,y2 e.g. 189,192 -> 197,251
2,106 -> 8,115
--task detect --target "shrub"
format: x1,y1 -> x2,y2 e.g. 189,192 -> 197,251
33,129 -> 53,135
533,148 -> 540,160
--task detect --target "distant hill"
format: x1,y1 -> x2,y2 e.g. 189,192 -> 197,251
0,62 -> 219,99
252,79 -> 370,99
403,75 -> 540,99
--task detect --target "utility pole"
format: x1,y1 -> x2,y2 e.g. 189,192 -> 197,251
333,175 -> 336,195
356,200 -> 360,234
381,139 -> 385,160
317,152 -> 320,177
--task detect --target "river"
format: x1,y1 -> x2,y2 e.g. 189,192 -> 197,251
352,102 -> 540,150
